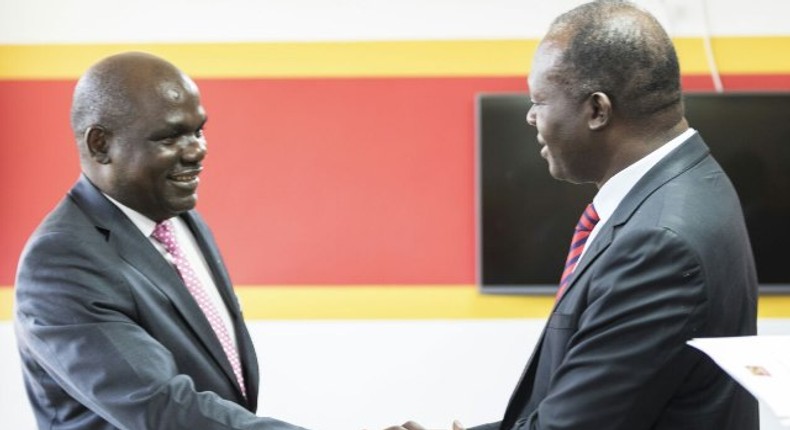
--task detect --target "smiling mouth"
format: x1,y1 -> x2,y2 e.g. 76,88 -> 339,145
171,172 -> 199,181
168,169 -> 202,187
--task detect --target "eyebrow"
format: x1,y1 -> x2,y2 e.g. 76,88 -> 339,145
173,114 -> 208,131
149,117 -> 207,140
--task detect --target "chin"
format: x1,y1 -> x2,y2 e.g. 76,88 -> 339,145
546,162 -> 565,181
168,197 -> 198,215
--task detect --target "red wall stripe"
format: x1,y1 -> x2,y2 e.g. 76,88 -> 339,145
1,74 -> 788,286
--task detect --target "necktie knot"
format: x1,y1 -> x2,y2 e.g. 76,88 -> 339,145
575,203 -> 600,234
557,203 -> 600,300
152,219 -> 179,255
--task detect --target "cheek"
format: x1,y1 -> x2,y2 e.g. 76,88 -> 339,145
536,112 -> 561,139
142,149 -> 178,175
546,109 -> 582,140
119,158 -> 170,194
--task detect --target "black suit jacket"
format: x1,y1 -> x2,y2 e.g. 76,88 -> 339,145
15,176 -> 306,430
477,133 -> 759,430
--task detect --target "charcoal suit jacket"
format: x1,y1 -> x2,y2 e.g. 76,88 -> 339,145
15,175 -> 306,430
475,133 -> 759,430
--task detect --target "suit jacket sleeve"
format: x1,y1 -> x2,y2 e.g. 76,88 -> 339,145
519,227 -> 709,430
469,421 -> 502,430
15,226 -> 307,430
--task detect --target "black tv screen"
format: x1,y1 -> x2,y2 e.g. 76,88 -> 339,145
477,93 -> 790,294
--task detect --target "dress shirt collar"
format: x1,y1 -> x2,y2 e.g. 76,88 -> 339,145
102,193 -> 160,238
592,128 -> 697,225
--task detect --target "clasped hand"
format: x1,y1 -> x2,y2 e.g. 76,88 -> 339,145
383,419 -> 465,430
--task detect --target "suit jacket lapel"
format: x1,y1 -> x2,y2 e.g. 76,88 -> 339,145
502,134 -> 713,426
181,211 -> 259,406
557,133 -> 711,304
69,176 -> 250,404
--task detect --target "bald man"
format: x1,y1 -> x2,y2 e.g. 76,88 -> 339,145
15,52 -> 307,430
392,2 -> 758,430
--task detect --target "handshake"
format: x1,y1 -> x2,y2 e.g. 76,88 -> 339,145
384,420 -> 466,430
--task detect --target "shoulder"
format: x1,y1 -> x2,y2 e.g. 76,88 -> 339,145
609,134 -> 740,245
16,197 -> 136,324
20,194 -> 113,264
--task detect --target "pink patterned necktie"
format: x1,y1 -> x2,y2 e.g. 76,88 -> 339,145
556,203 -> 600,301
152,219 -> 246,398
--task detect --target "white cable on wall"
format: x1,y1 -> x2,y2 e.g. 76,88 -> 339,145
655,0 -> 724,92
700,0 -> 724,92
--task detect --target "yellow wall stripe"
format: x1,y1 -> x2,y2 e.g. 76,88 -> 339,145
0,288 -> 11,321
712,36 -> 790,74
1,37 -> 788,80
2,286 -> 789,320
0,40 -> 535,80
234,286 -> 556,319
756,295 -> 790,318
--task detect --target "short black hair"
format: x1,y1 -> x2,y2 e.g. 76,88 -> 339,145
547,0 -> 682,119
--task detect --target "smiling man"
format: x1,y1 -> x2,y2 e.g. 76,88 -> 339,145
14,52 -> 307,430
389,1 -> 758,430
485,1 -> 759,429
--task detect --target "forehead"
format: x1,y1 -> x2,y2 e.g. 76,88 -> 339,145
156,73 -> 200,102
125,77 -> 205,133
144,77 -> 204,116
528,42 -> 565,93
153,73 -> 200,103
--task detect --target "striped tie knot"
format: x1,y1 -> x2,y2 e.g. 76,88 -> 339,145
557,203 -> 600,300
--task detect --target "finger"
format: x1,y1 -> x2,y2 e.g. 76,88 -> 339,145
402,421 -> 427,430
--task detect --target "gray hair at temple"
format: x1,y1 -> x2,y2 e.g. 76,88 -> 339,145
70,56 -> 138,139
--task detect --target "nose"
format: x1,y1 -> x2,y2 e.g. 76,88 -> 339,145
182,135 -> 207,162
526,104 -> 537,127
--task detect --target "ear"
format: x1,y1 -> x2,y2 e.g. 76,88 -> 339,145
85,126 -> 111,164
587,92 -> 612,131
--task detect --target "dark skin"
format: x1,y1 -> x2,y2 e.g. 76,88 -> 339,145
527,38 -> 688,190
383,5 -> 691,430
74,52 -> 208,222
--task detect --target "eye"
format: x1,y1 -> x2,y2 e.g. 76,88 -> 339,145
159,136 -> 178,146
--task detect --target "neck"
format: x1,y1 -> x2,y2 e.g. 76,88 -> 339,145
596,117 -> 688,188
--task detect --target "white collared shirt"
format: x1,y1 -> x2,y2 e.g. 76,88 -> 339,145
580,128 -> 697,263
103,195 -> 238,348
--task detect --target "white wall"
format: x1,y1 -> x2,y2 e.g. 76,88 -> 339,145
1,0 -> 790,44
2,1 -> 789,429
2,320 -> 789,429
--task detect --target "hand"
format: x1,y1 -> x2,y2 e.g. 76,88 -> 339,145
381,420 -> 465,430
381,421 -> 425,430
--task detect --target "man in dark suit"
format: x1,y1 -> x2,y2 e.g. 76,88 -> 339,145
14,52 -> 308,430
394,2 -> 758,430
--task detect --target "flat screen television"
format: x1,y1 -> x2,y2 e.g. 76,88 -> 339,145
477,93 -> 790,294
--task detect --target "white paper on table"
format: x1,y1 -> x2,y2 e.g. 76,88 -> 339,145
688,336 -> 790,426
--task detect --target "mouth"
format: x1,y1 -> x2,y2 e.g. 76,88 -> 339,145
537,137 -> 548,159
168,168 -> 202,189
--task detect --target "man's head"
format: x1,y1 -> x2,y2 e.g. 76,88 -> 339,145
71,52 -> 207,222
527,0 -> 684,186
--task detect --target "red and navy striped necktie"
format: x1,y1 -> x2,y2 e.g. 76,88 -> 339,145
556,203 -> 600,300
